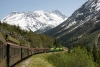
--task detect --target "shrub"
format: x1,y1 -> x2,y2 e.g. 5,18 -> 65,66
47,47 -> 95,67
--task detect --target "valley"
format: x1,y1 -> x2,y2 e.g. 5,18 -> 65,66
1,0 -> 100,67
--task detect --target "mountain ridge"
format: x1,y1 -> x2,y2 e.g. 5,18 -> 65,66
1,10 -> 67,33
44,0 -> 100,47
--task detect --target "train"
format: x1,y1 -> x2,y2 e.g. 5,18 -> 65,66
0,32 -> 49,67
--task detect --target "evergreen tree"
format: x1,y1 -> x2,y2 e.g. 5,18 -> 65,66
86,45 -> 91,53
68,48 -> 71,53
54,39 -> 58,48
97,49 -> 100,65
92,44 -> 97,62
0,21 -> 1,25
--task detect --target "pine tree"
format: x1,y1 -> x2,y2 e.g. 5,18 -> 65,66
0,21 -> 1,25
86,45 -> 91,53
54,39 -> 58,48
92,44 -> 97,62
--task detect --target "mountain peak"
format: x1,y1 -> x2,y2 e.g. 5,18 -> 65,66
51,10 -> 61,13
1,10 -> 67,33
11,11 -> 20,14
88,0 -> 94,2
86,0 -> 100,11
44,0 -> 100,46
51,10 -> 67,19
34,10 -> 45,13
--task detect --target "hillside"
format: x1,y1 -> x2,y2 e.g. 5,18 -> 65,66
44,0 -> 100,48
0,21 -> 60,48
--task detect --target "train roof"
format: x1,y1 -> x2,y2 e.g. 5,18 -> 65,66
0,32 -> 6,44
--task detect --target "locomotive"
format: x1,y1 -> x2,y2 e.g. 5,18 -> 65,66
0,32 -> 49,67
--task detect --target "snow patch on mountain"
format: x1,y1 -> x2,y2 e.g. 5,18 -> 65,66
96,0 -> 100,11
44,0 -> 100,38
1,10 -> 67,33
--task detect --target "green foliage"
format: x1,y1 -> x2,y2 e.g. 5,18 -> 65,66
47,47 -> 95,67
91,45 -> 100,67
0,22 -> 60,47
92,44 -> 98,62
7,35 -> 20,44
97,49 -> 100,65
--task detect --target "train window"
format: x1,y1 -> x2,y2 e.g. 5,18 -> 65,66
16,48 -> 18,55
0,40 -> 3,62
20,48 -> 21,55
13,48 -> 15,56
14,48 -> 16,56
10,47 -> 14,57
22,48 -> 25,54
2,45 -> 5,58
0,44 -> 2,62
2,46 -> 3,58
12,47 -> 13,56
17,48 -> 19,55
18,48 -> 20,55
10,47 -> 12,57
19,48 -> 21,55
22,48 -> 27,55
15,48 -> 18,55
15,48 -> 17,55
18,49 -> 20,55
14,47 -> 19,56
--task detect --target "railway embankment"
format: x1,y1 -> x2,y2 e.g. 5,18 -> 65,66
14,48 -> 67,67
14,53 -> 56,67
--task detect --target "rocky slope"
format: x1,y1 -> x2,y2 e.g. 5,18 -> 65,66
44,0 -> 100,47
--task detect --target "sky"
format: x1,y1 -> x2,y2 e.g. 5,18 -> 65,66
0,0 -> 88,19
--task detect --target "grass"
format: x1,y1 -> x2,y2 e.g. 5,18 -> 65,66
47,47 -> 95,67
15,53 -> 55,67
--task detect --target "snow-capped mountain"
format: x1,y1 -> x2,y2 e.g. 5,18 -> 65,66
44,0 -> 100,47
1,10 -> 67,33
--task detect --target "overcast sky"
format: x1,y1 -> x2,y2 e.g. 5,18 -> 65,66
0,0 -> 88,19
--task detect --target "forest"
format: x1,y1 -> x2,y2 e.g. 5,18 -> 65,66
0,21 -> 62,48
